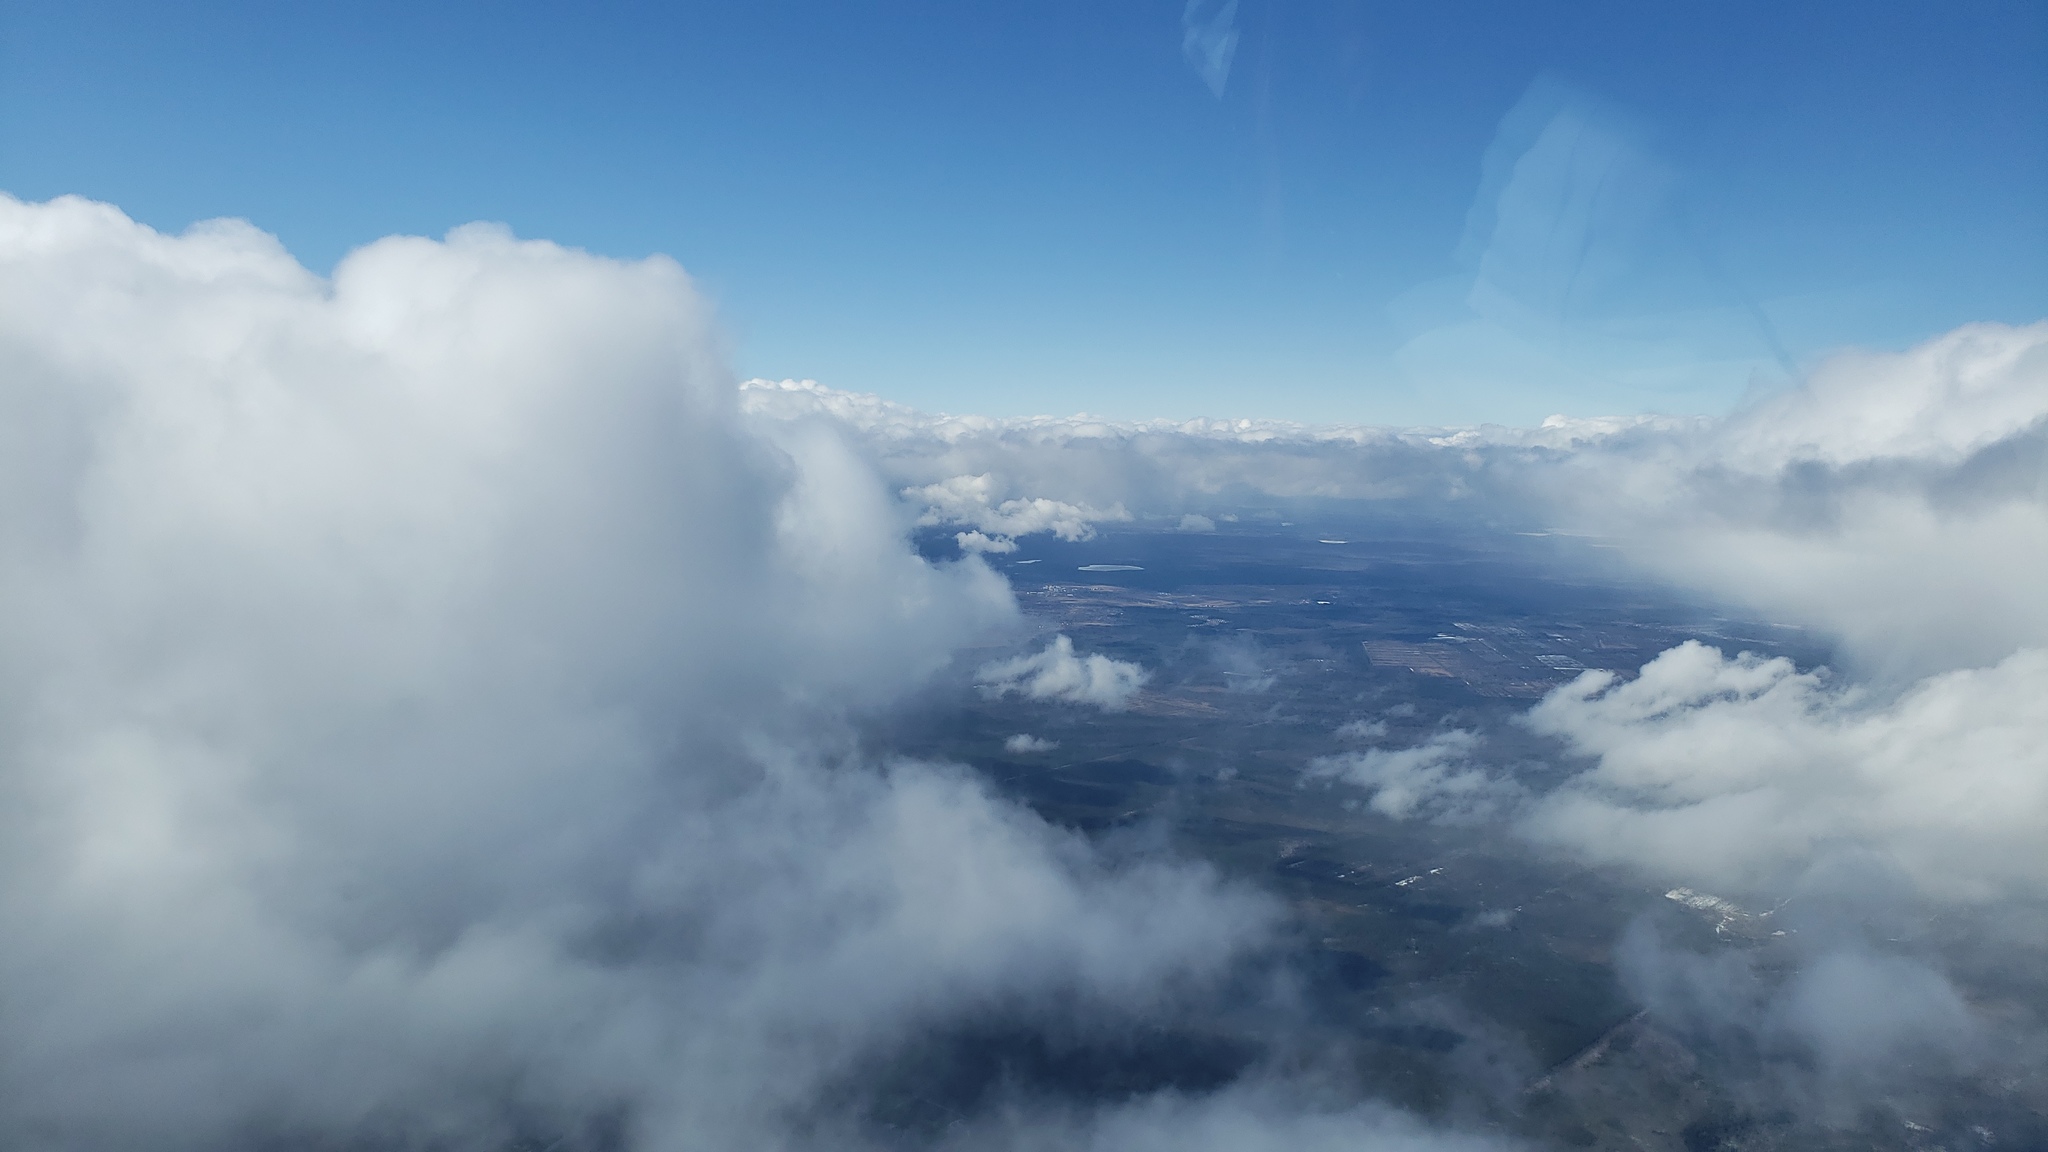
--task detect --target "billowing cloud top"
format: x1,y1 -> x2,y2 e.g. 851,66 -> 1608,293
0,196 -> 1304,1151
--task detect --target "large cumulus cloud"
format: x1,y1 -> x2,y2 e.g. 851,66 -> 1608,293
0,196 -> 1319,1151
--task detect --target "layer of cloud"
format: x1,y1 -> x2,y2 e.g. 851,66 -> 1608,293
977,635 -> 1150,711
748,320 -> 2048,681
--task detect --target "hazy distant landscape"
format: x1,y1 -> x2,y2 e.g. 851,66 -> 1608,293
860,514 -> 2048,1152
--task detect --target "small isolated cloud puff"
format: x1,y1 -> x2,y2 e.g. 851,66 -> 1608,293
906,472 -> 1130,546
1005,733 -> 1060,754
978,635 -> 1150,711
1308,731 -> 1511,820
1522,641 -> 2048,902
1178,513 -> 1217,532
957,529 -> 1018,554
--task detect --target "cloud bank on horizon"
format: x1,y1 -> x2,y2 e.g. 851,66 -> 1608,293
2,192 -> 2044,1148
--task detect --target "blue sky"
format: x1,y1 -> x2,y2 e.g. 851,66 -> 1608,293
2,0 -> 2042,424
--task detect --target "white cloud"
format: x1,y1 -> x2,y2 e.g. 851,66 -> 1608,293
978,635 -> 1150,711
1177,513 -> 1216,532
1721,321 -> 2048,468
1308,731 -> 1513,821
905,471 -> 1130,545
1521,641 -> 2048,903
755,319 -> 2048,1145
1549,321 -> 2048,677
738,375 -> 1683,535
957,528 -> 1019,554
1314,638 -> 2048,904
1005,733 -> 1059,754
35,189 -> 2045,1148
0,195 -> 1285,1149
